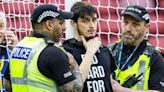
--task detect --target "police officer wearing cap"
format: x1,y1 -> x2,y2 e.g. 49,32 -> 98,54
107,5 -> 164,92
10,4 -> 83,92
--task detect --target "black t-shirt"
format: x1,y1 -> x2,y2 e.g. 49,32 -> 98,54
33,33 -> 75,86
63,38 -> 115,92
110,40 -> 164,91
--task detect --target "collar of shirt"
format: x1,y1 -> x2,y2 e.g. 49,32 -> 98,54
63,38 -> 84,48
32,32 -> 54,45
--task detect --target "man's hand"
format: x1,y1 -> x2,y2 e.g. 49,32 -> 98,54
4,31 -> 18,49
81,36 -> 101,54
65,52 -> 78,71
4,78 -> 12,92
112,80 -> 125,92
112,80 -> 161,92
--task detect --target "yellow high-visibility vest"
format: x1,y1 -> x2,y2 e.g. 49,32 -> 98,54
111,41 -> 154,90
115,53 -> 150,90
10,36 -> 57,92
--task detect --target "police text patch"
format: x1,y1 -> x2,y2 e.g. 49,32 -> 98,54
12,46 -> 32,60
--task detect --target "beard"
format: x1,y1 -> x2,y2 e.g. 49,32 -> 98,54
85,36 -> 95,41
53,32 -> 62,42
52,27 -> 62,42
121,31 -> 144,45
77,29 -> 95,41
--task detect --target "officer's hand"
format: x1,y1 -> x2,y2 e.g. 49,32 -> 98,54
65,52 -> 78,71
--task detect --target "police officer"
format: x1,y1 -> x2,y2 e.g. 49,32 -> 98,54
108,5 -> 164,92
10,4 -> 83,92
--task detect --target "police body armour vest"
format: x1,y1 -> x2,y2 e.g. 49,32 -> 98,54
10,37 -> 57,92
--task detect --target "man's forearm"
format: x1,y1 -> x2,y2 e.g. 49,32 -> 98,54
57,63 -> 83,92
71,62 -> 83,92
79,50 -> 95,82
121,87 -> 160,92
112,80 -> 161,92
4,78 -> 12,92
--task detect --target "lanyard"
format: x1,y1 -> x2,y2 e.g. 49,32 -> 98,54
116,42 -> 140,80
117,42 -> 139,71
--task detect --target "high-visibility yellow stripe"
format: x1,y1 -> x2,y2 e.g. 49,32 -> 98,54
0,56 -> 4,71
0,56 -> 4,89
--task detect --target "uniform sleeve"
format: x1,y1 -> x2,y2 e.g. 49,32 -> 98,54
38,46 -> 76,86
149,51 -> 164,91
